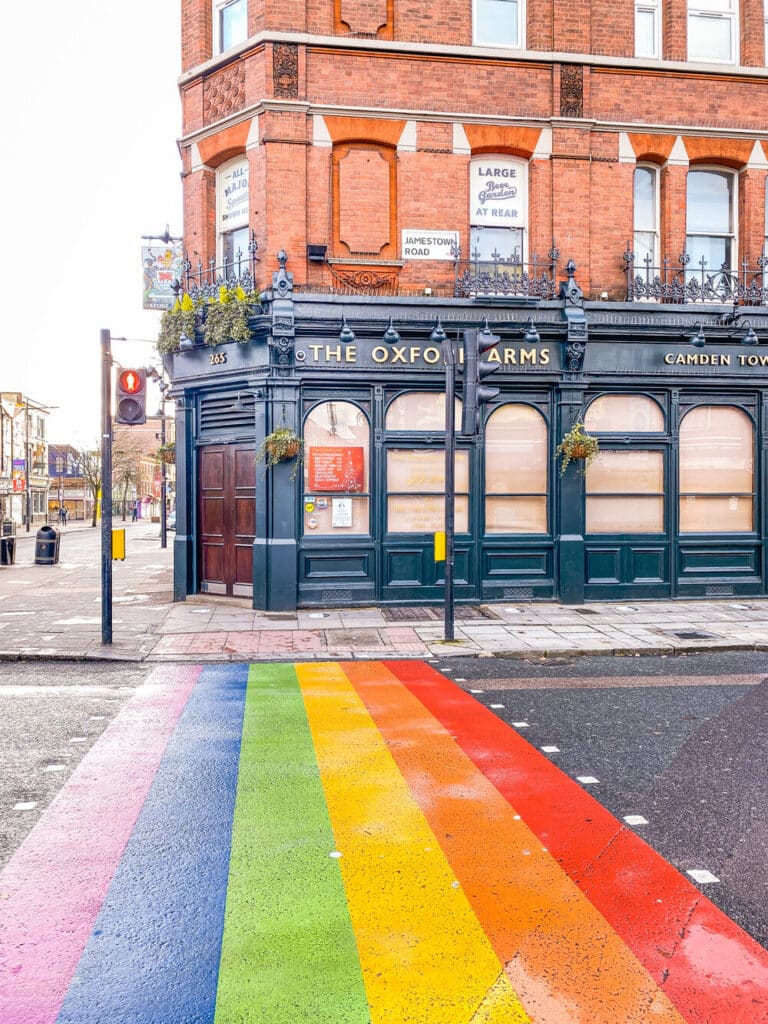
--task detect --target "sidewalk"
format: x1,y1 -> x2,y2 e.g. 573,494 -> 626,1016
2,520 -> 768,661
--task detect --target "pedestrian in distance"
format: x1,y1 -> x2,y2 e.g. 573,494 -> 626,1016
58,506 -> 67,526
131,503 -> 138,523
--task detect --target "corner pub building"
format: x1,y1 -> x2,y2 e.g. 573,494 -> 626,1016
169,0 -> 768,610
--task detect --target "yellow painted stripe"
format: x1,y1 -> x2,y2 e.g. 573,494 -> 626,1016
296,662 -> 531,1024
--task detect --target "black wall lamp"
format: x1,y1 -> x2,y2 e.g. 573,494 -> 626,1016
688,322 -> 706,348
738,321 -> 759,346
521,317 -> 540,344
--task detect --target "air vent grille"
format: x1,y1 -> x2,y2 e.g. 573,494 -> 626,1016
199,392 -> 256,435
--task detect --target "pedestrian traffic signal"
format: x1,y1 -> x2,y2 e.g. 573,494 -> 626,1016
461,326 -> 501,436
115,368 -> 147,425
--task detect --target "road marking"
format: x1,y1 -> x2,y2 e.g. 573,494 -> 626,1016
512,721 -> 529,728
687,869 -> 720,884
13,802 -> 37,811
541,745 -> 560,753
490,703 -> 505,709
624,815 -> 649,826
577,776 -> 600,784
43,764 -> 66,772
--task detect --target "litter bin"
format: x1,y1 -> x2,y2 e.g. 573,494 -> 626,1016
34,525 -> 60,565
0,537 -> 15,565
2,519 -> 15,538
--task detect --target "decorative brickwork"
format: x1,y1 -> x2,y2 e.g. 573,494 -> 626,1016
560,65 -> 584,119
202,63 -> 245,126
273,43 -> 299,98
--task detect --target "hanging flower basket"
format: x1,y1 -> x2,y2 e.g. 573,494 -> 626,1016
157,443 -> 176,465
556,422 -> 599,474
256,428 -> 304,477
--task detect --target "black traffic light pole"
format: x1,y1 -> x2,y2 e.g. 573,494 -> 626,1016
432,321 -> 456,642
100,328 -> 113,645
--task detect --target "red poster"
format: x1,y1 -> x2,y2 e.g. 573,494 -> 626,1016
308,447 -> 365,492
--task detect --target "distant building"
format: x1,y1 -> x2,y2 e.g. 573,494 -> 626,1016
0,393 -> 52,528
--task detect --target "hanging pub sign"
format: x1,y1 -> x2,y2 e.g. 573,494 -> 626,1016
217,156 -> 249,234
142,244 -> 183,310
308,447 -> 365,492
469,157 -> 528,228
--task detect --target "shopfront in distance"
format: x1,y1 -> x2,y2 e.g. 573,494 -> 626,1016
168,270 -> 768,610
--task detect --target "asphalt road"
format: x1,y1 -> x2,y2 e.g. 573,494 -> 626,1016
434,649 -> 768,949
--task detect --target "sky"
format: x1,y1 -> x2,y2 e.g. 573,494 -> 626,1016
0,1 -> 183,444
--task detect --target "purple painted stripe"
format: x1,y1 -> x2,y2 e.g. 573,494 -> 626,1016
0,665 -> 200,1024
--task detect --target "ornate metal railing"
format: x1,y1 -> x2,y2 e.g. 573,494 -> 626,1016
624,247 -> 768,305
174,232 -> 259,302
453,243 -> 560,300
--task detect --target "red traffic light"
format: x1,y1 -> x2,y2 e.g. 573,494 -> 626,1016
119,370 -> 143,395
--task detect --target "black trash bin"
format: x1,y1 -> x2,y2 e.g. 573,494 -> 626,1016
34,525 -> 60,565
2,519 -> 15,538
0,537 -> 15,565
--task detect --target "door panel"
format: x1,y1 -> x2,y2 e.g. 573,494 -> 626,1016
199,443 -> 255,597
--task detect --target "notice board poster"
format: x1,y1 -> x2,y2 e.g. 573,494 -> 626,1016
307,447 -> 365,492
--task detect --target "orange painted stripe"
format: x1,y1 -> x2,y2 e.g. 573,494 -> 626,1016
342,661 -> 689,1024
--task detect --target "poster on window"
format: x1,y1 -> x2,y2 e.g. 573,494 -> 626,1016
308,447 -> 365,492
470,158 -> 528,228
217,157 -> 249,233
142,245 -> 184,310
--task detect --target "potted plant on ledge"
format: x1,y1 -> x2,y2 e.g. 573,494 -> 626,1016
556,422 -> 599,474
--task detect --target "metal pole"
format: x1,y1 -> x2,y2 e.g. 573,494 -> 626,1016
24,400 -> 30,532
159,411 -> 167,549
438,323 -> 456,642
100,328 -> 113,645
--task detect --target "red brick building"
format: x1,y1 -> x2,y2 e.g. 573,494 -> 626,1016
168,0 -> 768,609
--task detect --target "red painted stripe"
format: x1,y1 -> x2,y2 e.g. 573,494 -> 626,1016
386,660 -> 768,1024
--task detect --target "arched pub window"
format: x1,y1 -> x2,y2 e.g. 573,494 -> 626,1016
584,395 -> 665,533
679,406 -> 754,532
303,401 -> 370,535
485,405 -> 548,533
385,392 -> 468,533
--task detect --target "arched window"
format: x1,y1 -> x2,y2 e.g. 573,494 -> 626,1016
633,166 -> 659,270
216,156 -> 249,268
686,169 -> 735,274
469,156 -> 528,262
485,405 -> 547,533
585,394 -> 664,433
303,402 -> 370,535
385,392 -> 461,431
679,406 -> 753,532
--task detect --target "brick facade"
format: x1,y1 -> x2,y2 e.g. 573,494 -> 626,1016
178,0 -> 768,299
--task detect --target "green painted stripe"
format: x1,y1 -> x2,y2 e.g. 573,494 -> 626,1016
213,663 -> 369,1024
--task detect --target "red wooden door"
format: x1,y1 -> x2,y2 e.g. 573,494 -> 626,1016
198,443 -> 256,597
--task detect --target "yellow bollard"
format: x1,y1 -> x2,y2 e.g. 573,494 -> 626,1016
433,530 -> 446,562
112,528 -> 126,561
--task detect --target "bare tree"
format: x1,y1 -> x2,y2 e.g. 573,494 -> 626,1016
112,430 -> 146,521
76,448 -> 102,528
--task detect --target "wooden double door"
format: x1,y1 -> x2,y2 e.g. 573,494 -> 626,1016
198,443 -> 255,597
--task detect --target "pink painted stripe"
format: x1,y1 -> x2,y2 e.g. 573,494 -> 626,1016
0,665 -> 201,1024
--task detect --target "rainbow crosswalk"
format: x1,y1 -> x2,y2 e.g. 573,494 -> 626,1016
1,661 -> 767,1023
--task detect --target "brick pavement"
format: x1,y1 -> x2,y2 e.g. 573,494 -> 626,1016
1,520 -> 768,661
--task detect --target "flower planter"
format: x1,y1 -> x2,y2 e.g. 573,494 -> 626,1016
159,448 -> 176,465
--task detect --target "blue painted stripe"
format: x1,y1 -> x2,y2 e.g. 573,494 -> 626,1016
56,664 -> 249,1024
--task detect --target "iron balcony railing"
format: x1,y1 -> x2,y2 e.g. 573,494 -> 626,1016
174,232 -> 260,302
624,247 -> 768,305
452,243 -> 560,300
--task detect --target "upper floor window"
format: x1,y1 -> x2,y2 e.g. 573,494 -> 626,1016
214,0 -> 247,54
686,169 -> 735,273
469,156 -> 528,261
633,166 -> 659,270
688,0 -> 736,63
635,0 -> 660,57
474,0 -> 522,47
216,156 -> 249,269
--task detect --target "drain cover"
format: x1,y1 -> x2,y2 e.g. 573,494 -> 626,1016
574,608 -> 600,616
664,630 -> 719,640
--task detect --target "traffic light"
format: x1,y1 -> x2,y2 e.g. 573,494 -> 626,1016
461,326 -> 501,436
115,368 -> 147,425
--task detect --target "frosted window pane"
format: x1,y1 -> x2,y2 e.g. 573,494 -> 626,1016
587,496 -> 664,533
687,172 -> 732,233
585,394 -> 664,432
486,496 -> 547,533
635,10 -> 657,55
388,450 -> 469,492
470,227 -> 524,261
688,14 -> 732,59
486,405 -> 547,492
476,0 -> 519,44
304,402 -> 369,490
679,407 -> 753,493
587,451 -> 664,493
388,496 -> 469,533
680,495 -> 752,532
386,393 -> 461,431
634,168 -> 657,230
685,235 -> 731,271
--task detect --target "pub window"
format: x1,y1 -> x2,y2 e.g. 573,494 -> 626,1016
214,0 -> 247,54
303,401 -> 370,536
385,392 -> 461,432
586,451 -> 665,534
387,450 -> 469,534
585,394 -> 664,433
635,0 -> 660,57
633,166 -> 660,272
474,0 -> 522,46
679,406 -> 754,532
216,156 -> 249,270
485,405 -> 548,534
686,169 -> 735,276
687,0 -> 736,62
469,156 -> 528,262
